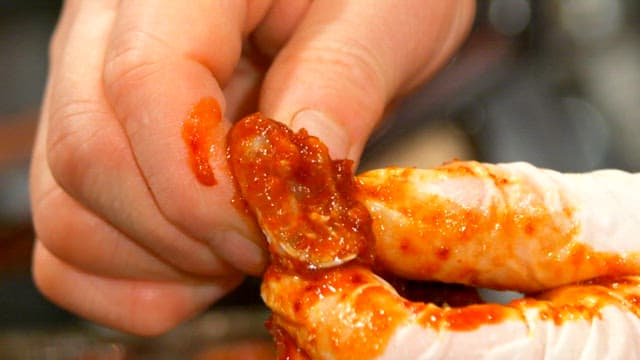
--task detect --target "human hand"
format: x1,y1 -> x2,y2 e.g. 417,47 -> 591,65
30,0 -> 475,335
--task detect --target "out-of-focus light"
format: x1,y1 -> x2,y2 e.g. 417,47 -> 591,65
580,41 -> 640,167
559,0 -> 623,44
560,97 -> 609,169
0,165 -> 30,223
488,0 -> 531,36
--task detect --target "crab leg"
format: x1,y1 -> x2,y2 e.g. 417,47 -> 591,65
262,162 -> 640,359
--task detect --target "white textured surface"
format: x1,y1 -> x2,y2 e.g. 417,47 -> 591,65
266,162 -> 640,359
378,305 -> 640,359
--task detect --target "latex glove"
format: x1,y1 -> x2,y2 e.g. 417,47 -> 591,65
228,115 -> 640,359
265,162 -> 640,359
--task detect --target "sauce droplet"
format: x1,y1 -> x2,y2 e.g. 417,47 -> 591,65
182,97 -> 220,186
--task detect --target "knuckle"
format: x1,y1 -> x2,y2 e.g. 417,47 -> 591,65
327,38 -> 388,92
284,37 -> 389,103
46,99 -> 107,193
103,30 -> 169,98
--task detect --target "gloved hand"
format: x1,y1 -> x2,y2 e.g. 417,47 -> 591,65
228,114 -> 640,359
266,161 -> 640,358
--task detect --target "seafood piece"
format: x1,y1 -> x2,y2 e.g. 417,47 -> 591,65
264,266 -> 640,359
358,162 -> 640,292
228,113 -> 373,270
227,114 -> 640,359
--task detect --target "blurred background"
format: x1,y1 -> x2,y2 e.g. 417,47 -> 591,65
1,0 -> 640,358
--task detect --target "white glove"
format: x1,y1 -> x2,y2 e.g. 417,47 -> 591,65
264,162 -> 640,359
229,114 -> 640,359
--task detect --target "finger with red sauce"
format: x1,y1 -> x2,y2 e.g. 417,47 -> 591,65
182,97 -> 221,186
227,113 -> 374,270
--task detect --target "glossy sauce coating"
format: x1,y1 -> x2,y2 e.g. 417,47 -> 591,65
357,163 -> 639,292
227,114 -> 640,359
266,318 -> 311,360
264,264 -> 640,359
263,265 -> 411,359
182,97 -> 220,186
228,113 -> 374,270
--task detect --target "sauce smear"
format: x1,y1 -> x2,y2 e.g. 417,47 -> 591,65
182,97 -> 220,186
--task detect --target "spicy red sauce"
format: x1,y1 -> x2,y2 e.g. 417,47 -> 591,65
262,265 -> 412,359
357,162 -> 639,293
227,113 -> 374,271
423,304 -> 511,331
266,318 -> 311,360
182,97 -> 220,186
227,114 -> 640,359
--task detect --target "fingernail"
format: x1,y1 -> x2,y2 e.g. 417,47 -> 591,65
291,109 -> 351,159
210,231 -> 268,276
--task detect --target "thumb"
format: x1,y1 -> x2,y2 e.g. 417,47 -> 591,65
259,1 -> 475,160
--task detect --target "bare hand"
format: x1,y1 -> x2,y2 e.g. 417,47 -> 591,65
31,0 -> 474,335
